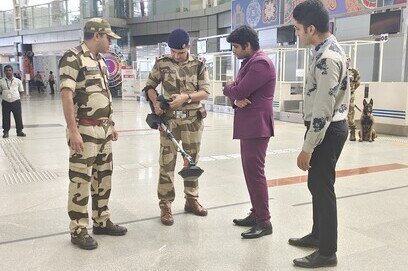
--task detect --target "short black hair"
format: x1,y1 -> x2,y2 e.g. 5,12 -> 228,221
4,65 -> 13,72
227,25 -> 260,51
293,0 -> 329,33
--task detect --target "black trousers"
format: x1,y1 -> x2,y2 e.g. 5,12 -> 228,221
49,81 -> 55,94
2,100 -> 24,133
36,81 -> 43,92
306,120 -> 348,256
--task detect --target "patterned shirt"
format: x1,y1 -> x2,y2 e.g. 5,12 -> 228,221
0,77 -> 24,103
303,35 -> 350,153
59,42 -> 112,120
145,53 -> 210,110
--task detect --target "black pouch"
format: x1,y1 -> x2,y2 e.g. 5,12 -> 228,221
197,107 -> 207,120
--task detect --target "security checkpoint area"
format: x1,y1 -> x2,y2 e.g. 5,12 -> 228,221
1,0 -> 408,270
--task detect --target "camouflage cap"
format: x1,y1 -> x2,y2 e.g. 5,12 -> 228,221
84,18 -> 121,39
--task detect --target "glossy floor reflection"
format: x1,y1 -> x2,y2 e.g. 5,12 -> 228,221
1,92 -> 408,270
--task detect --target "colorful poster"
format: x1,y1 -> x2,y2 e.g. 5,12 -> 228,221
104,52 -> 122,88
340,0 -> 377,13
283,0 -> 378,24
283,0 -> 305,24
232,0 -> 280,30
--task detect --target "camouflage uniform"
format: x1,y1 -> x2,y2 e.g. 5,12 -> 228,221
145,54 -> 210,207
347,68 -> 360,140
59,42 -> 114,235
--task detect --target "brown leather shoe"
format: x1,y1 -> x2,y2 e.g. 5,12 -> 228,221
160,203 -> 174,226
184,198 -> 208,216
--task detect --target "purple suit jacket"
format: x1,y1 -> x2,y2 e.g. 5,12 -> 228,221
223,50 -> 276,139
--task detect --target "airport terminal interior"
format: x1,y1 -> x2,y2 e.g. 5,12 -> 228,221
1,0 -> 408,270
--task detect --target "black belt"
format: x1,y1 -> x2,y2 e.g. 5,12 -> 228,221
304,119 -> 346,127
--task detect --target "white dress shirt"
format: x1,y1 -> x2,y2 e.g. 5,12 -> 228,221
0,77 -> 24,103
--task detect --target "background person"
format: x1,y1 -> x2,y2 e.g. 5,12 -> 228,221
48,71 -> 56,95
0,65 -> 26,138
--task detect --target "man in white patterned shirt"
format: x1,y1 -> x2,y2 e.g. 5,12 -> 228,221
0,65 -> 26,138
288,0 -> 349,268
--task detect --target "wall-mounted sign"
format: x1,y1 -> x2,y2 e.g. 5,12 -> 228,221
232,0 -> 280,30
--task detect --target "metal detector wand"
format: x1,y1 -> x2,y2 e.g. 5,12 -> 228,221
159,122 -> 194,164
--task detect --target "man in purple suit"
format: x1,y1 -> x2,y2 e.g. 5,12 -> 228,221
223,25 -> 276,239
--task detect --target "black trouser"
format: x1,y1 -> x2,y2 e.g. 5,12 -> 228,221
305,120 -> 348,256
36,81 -> 42,92
49,81 -> 55,94
2,100 -> 24,133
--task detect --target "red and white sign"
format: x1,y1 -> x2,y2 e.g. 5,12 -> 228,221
121,65 -> 136,100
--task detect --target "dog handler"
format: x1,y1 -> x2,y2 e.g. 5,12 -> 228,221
346,56 -> 361,141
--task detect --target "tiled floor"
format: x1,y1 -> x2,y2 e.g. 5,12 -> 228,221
1,92 -> 408,270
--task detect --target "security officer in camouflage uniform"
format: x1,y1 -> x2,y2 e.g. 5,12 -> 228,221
346,56 -> 361,141
60,18 -> 127,250
144,28 -> 210,226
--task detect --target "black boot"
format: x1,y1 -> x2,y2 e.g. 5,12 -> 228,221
93,220 -> 127,236
71,228 -> 98,250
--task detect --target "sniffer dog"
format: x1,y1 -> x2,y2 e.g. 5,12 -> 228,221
358,98 -> 377,142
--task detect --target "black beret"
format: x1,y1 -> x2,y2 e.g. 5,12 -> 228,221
167,28 -> 190,49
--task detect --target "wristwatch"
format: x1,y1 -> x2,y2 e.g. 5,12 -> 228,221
187,94 -> 192,104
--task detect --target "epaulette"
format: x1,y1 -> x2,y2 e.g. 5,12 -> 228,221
69,45 -> 83,56
156,54 -> 171,61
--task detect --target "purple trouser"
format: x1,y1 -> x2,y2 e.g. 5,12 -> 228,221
240,137 -> 271,225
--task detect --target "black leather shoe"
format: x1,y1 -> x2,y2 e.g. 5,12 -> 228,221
288,233 -> 319,248
2,132 -> 9,138
241,223 -> 272,239
17,132 -> 26,137
293,251 -> 337,268
93,220 -> 127,236
233,212 -> 256,227
71,228 -> 98,250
